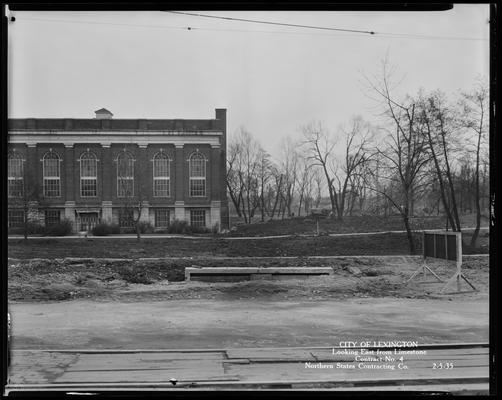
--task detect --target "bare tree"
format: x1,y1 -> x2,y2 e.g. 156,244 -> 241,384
417,90 -> 462,231
312,167 -> 324,209
268,168 -> 284,219
226,128 -> 264,223
226,138 -> 245,218
117,150 -> 147,240
331,116 -> 374,220
295,155 -> 314,216
348,162 -> 372,215
257,148 -> 273,221
364,61 -> 431,253
8,172 -> 42,239
278,137 -> 299,217
8,150 -> 43,239
302,121 -> 338,216
458,80 -> 489,247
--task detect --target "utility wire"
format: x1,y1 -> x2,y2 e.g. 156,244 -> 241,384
18,17 -> 191,30
15,17 -> 372,38
166,10 -> 376,35
15,16 -> 488,42
165,10 -> 488,41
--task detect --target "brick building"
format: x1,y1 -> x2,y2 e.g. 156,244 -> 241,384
7,108 -> 229,232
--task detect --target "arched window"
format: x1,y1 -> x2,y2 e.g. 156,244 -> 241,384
117,151 -> 134,197
8,151 -> 24,197
43,151 -> 61,197
153,152 -> 170,197
189,151 -> 206,197
80,151 -> 98,197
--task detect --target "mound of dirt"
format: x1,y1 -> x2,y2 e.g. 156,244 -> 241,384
8,256 -> 489,302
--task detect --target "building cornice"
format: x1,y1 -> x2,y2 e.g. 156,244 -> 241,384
9,130 -> 223,136
8,131 -> 223,147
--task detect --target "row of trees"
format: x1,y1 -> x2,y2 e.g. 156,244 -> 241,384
226,66 -> 489,253
227,129 -> 325,224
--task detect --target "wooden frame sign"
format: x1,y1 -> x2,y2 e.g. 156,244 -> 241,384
407,231 -> 477,294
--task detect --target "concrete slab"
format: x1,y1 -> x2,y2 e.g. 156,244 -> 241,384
185,267 -> 334,280
6,346 -> 489,391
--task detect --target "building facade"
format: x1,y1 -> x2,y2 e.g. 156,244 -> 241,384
7,108 -> 229,232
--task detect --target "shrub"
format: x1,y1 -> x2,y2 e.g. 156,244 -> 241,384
191,225 -> 210,234
44,218 -> 73,236
138,221 -> 154,234
109,223 -> 121,234
92,223 -> 111,236
27,222 -> 45,235
91,222 -> 121,236
8,227 -> 25,235
167,219 -> 191,234
211,223 -> 220,234
155,219 -> 212,234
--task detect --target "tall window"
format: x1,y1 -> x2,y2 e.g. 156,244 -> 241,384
189,151 -> 206,197
8,210 -> 24,228
190,209 -> 206,228
153,152 -> 170,197
80,151 -> 98,197
45,210 -> 61,226
8,151 -> 24,197
117,151 -> 134,197
119,208 -> 135,228
43,151 -> 61,197
155,209 -> 170,228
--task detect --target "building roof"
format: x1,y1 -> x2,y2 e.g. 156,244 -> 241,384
94,108 -> 113,115
8,120 -> 226,132
8,109 -> 226,132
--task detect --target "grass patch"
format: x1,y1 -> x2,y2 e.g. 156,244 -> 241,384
8,231 -> 488,260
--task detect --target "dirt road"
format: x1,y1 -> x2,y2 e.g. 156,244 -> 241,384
10,298 -> 488,350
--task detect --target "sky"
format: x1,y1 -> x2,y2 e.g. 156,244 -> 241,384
7,5 -> 490,159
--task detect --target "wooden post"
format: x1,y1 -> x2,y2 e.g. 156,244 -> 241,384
407,231 -> 442,284
439,231 -> 477,294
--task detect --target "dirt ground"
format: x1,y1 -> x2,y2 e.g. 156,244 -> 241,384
228,214 -> 489,236
9,297 -> 488,350
8,230 -> 489,260
8,255 -> 489,302
9,255 -> 489,353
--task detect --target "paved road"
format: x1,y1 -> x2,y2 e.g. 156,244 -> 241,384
10,298 -> 488,350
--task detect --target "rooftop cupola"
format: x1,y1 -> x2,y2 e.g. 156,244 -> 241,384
94,108 -> 113,119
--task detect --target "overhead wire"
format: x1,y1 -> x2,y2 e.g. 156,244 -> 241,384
165,10 -> 488,41
165,10 -> 376,35
14,15 -> 488,42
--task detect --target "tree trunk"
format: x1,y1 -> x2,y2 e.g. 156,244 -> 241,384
470,129 -> 482,248
402,210 -> 415,254
440,132 -> 461,231
270,176 -> 282,219
322,166 -> 337,216
297,192 -> 304,217
425,127 -> 456,231
338,177 -> 350,221
23,206 -> 28,240
135,206 -> 141,241
260,182 -> 265,222
227,183 -> 243,218
136,221 -> 141,241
